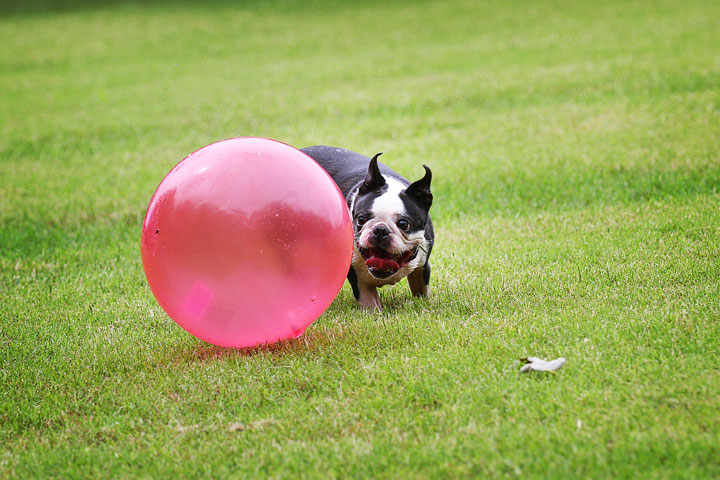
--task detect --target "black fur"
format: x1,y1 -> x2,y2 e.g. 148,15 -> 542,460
301,146 -> 409,196
346,264 -> 360,300
359,153 -> 386,194
423,260 -> 431,286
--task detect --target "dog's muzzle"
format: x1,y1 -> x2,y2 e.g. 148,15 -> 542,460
359,245 -> 419,279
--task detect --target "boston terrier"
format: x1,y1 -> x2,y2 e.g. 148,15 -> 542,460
301,145 -> 434,311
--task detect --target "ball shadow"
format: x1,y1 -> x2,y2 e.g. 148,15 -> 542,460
169,324 -> 348,364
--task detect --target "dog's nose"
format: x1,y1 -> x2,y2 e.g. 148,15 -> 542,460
372,224 -> 390,239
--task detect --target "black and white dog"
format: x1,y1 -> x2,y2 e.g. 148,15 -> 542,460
301,146 -> 434,311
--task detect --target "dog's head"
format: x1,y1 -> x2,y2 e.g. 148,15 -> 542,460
350,153 -> 432,279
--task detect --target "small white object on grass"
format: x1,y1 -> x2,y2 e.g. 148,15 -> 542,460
519,356 -> 566,373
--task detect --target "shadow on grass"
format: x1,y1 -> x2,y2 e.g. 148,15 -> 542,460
189,338 -> 308,360
167,323 -> 351,363
0,0 -> 390,17
0,0 -> 243,16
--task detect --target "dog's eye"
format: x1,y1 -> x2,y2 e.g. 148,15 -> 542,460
356,215 -> 368,227
397,219 -> 412,231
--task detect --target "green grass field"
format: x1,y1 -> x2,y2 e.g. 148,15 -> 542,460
2,0 -> 719,477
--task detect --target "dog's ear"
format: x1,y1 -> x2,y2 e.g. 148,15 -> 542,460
359,153 -> 386,194
405,165 -> 432,210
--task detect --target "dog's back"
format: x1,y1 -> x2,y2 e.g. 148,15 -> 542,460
301,145 -> 409,199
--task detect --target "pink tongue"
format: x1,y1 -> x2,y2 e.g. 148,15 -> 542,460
366,257 -> 399,271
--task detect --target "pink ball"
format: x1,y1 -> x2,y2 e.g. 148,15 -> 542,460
141,138 -> 354,348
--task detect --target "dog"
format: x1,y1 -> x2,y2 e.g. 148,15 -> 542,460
301,146 -> 434,311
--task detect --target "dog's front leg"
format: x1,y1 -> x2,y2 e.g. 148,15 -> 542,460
357,284 -> 382,311
407,261 -> 430,297
348,265 -> 383,311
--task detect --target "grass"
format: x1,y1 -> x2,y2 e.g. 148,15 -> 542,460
1,0 -> 719,477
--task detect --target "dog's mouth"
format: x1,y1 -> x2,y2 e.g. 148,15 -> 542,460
359,246 -> 419,279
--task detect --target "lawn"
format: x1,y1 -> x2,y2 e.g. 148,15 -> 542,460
1,0 -> 719,477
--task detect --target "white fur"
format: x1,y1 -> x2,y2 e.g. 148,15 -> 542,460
347,190 -> 358,216
371,178 -> 406,220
